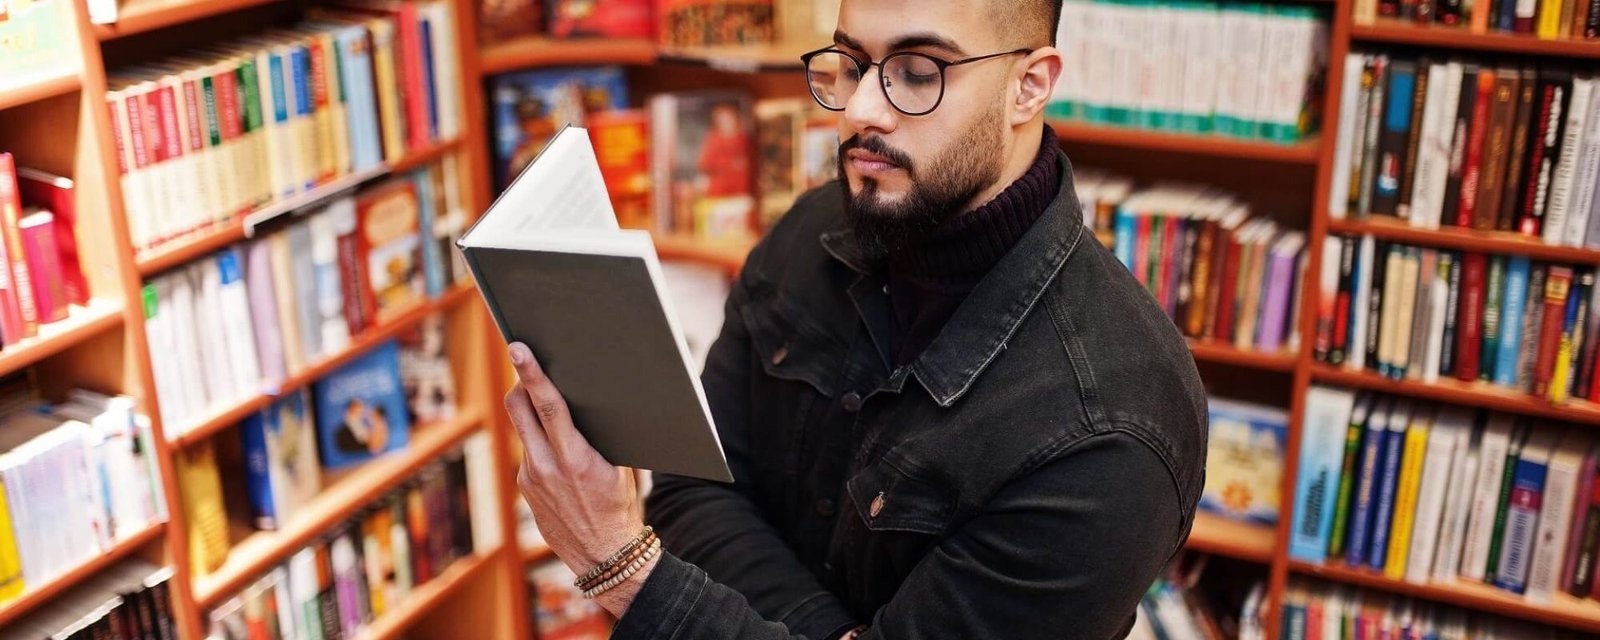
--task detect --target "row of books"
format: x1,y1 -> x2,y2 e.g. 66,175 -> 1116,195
0,560 -> 175,640
490,66 -> 838,237
1295,387 -> 1600,604
110,0 -> 462,257
1049,0 -> 1328,143
1282,577 -> 1594,638
146,164 -> 467,438
0,155 -> 88,347
1329,53 -> 1600,248
0,388 -> 166,605
1131,554 -> 1260,640
1089,175 -> 1309,354
479,0 -> 834,49
1315,235 -> 1600,402
206,445 -> 483,640
1355,0 -> 1600,39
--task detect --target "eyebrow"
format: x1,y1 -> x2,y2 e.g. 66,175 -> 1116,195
833,29 -> 968,58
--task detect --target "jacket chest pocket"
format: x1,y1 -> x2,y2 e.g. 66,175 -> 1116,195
836,455 -> 956,599
740,282 -> 848,480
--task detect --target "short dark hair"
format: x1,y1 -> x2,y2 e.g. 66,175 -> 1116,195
991,0 -> 1064,47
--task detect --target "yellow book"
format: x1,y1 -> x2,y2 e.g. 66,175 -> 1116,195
1538,0 -> 1564,37
180,442 -> 231,576
0,475 -> 24,601
1385,410 -> 1433,580
1553,328 -> 1577,403
369,19 -> 406,162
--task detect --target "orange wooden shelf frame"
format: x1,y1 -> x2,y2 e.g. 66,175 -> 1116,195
192,408 -> 486,609
135,137 -> 462,276
1290,560 -> 1600,634
0,523 -> 166,628
0,72 -> 81,112
1311,363 -> 1600,426
1329,217 -> 1600,264
522,545 -> 556,566
169,285 -> 475,447
355,552 -> 496,640
1185,512 -> 1277,564
92,0 -> 282,40
1049,120 -> 1323,164
0,300 -> 124,378
1350,20 -> 1600,58
1187,339 -> 1299,373
657,44 -> 811,72
651,231 -> 757,276
479,37 -> 658,75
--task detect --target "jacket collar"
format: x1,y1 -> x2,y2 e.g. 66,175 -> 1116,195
819,149 -> 1087,407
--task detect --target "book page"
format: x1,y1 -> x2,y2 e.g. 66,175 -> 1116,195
467,127 -> 619,241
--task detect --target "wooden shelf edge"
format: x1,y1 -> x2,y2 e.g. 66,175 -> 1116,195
1350,20 -> 1600,58
0,523 -> 166,628
135,138 -> 462,276
1186,339 -> 1298,373
1184,512 -> 1276,564
651,232 -> 757,276
1310,364 -> 1600,426
657,45 -> 809,73
1328,217 -> 1600,264
0,72 -> 81,112
1289,560 -> 1600,634
1048,120 -> 1322,164
192,409 -> 486,609
355,552 -> 495,640
0,301 -> 125,378
92,0 -> 282,40
172,285 -> 476,446
479,37 -> 659,75
522,545 -> 556,565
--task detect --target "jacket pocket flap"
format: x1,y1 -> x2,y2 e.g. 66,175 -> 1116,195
847,459 -> 954,535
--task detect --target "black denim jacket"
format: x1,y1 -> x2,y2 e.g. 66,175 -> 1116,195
614,149 -> 1208,640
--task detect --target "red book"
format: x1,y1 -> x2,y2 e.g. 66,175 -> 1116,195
0,154 -> 39,341
152,83 -> 187,237
16,168 -> 87,307
121,89 -> 155,250
307,38 -> 335,185
131,86 -> 169,245
213,67 -> 246,215
335,216 -> 370,336
1456,252 -> 1488,382
1215,232 -> 1244,343
1158,216 -> 1178,311
1133,215 -> 1151,287
1535,267 -> 1573,397
1456,70 -> 1495,228
336,0 -> 428,150
18,211 -> 65,324
1517,82 -> 1560,237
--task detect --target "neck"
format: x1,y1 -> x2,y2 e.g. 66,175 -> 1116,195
960,119 -> 1045,213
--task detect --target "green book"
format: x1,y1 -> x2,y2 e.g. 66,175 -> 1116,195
1481,256 -> 1507,382
1328,394 -> 1374,559
1484,421 -> 1531,584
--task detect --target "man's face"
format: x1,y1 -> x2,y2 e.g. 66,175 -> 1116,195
833,0 -> 1014,256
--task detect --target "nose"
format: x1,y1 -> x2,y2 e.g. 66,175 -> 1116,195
843,64 -> 897,137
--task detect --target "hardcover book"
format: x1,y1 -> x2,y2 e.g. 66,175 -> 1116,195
312,340 -> 412,470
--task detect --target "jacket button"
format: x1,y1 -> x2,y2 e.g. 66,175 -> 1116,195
869,492 -> 885,518
814,499 -> 836,517
770,346 -> 789,365
840,391 -> 863,413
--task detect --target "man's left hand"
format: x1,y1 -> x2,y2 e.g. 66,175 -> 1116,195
504,341 -> 656,617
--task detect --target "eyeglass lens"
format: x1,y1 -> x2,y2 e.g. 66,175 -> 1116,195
805,51 -> 944,115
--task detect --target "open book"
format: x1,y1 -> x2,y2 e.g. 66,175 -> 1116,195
457,126 -> 732,482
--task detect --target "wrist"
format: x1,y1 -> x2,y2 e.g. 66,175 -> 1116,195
593,552 -> 660,618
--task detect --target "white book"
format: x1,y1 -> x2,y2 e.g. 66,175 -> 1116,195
1559,78 -> 1598,246
254,47 -> 294,201
1461,413 -> 1516,582
1570,78 -> 1600,248
462,432 -> 504,553
1422,277 -> 1448,383
1527,430 -> 1594,603
287,548 -> 320,639
1413,63 -> 1462,229
422,1 -> 462,140
1349,234 -> 1375,371
216,249 -> 263,402
108,91 -> 150,250
141,279 -> 181,435
190,261 -> 240,405
1108,2 -> 1141,120
1082,1 -> 1113,117
167,271 -> 210,425
1433,415 -> 1483,581
1547,78 -> 1593,246
309,205 -> 351,354
1408,406 -> 1470,583
1052,0 -> 1084,107
1330,53 -> 1367,219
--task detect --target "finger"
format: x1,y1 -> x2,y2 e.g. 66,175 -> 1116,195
508,342 -> 591,459
503,385 -> 556,469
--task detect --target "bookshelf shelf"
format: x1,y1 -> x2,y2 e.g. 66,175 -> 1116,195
1329,217 -> 1600,264
522,545 -> 555,566
657,44 -> 811,73
134,138 -> 462,276
0,72 -> 81,112
1185,512 -> 1276,564
652,231 -> 757,276
1186,339 -> 1298,373
92,0 -> 283,40
0,523 -> 166,629
355,552 -> 495,640
1350,20 -> 1600,59
1049,120 -> 1323,164
169,284 -> 475,447
479,37 -> 658,75
1289,560 -> 1600,634
1310,363 -> 1600,425
192,408 -> 486,610
0,300 -> 124,378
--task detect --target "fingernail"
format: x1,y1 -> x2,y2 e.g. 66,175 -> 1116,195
509,343 -> 526,365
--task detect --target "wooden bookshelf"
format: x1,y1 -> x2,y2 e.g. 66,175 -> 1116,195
1350,20 -> 1600,59
651,231 -> 758,276
170,284 -> 475,447
192,408 -> 485,610
1185,512 -> 1276,564
0,72 -> 80,112
0,523 -> 166,629
135,138 -> 463,276
1311,363 -> 1600,425
478,36 -> 658,76
1049,120 -> 1323,164
658,43 -> 811,73
1290,560 -> 1600,634
1329,217 -> 1600,264
0,299 -> 124,378
1187,339 -> 1298,373
354,552 -> 495,640
92,0 -> 284,40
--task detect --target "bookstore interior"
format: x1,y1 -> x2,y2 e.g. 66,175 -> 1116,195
6,0 -> 1600,637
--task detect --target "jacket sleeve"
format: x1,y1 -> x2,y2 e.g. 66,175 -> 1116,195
638,238 -> 861,640
615,431 -> 1186,640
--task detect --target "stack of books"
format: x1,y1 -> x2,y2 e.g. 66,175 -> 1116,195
0,155 -> 89,348
0,561 -> 176,639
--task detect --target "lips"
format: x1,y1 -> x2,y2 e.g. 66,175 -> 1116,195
847,149 -> 902,175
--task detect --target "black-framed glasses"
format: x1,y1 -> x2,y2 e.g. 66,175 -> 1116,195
800,47 -> 1033,116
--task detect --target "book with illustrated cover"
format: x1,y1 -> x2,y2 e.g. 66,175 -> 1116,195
650,90 -> 756,238
801,114 -> 840,190
399,315 -> 457,424
491,66 -> 630,190
587,109 -> 653,230
1207,398 -> 1290,527
478,0 -> 540,45
527,561 -> 612,639
312,340 -> 412,470
658,0 -> 773,48
755,99 -> 805,232
356,177 -> 426,323
545,0 -> 653,39
239,389 -> 323,530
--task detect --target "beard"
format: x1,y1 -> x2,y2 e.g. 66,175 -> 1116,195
838,103 -> 1006,261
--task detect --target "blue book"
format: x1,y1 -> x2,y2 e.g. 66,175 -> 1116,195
239,407 -> 279,530
413,169 -> 445,299
1346,397 -> 1392,566
1494,426 -> 1561,593
1494,256 -> 1532,386
1113,209 -> 1136,271
1367,400 -> 1411,569
1375,64 -> 1416,204
1290,387 -> 1355,561
312,340 -> 412,470
324,23 -> 384,172
418,16 -> 439,141
289,43 -> 316,191
489,66 -> 628,190
1205,398 -> 1289,526
1482,256 -> 1507,381
266,50 -> 294,198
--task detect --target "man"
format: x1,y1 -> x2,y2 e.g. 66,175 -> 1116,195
503,1 -> 1209,638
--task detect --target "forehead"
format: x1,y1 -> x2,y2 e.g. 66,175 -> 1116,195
835,0 -> 998,54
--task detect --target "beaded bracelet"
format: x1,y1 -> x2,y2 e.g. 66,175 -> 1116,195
582,537 -> 661,599
574,526 -> 655,588
576,530 -> 657,592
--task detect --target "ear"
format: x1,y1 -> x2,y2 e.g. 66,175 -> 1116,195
1012,47 -> 1064,126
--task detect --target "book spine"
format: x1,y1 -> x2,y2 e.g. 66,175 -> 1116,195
1520,266 -> 1549,391
1398,62 -> 1432,221
1457,70 -> 1495,227
1457,253 -> 1487,381
238,412 -> 279,530
1374,62 -> 1418,218
1349,406 -> 1390,565
1500,70 -> 1538,233
1441,66 -> 1478,227
1537,267 -> 1574,396
0,154 -> 39,338
1497,457 -> 1549,592
1576,464 -> 1600,595
1485,436 -> 1525,584
18,213 -> 65,324
1370,415 -> 1408,569
1495,256 -> 1532,386
1478,70 -> 1522,230
1483,256 -> 1508,380
1441,253 -> 1463,376
1384,417 -> 1430,579
1358,57 -> 1391,218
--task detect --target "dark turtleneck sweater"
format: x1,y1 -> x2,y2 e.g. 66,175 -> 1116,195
887,126 -> 1061,366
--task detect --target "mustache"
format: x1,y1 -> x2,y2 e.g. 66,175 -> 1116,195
838,135 -> 914,171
